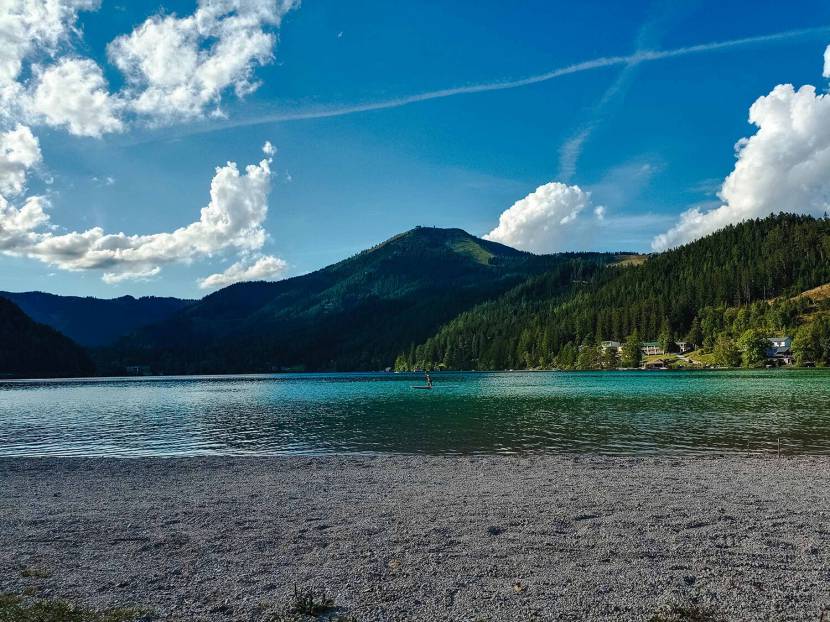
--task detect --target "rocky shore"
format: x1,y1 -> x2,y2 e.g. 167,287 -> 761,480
1,455 -> 828,621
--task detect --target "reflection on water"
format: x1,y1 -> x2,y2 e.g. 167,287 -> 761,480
1,370 -> 829,456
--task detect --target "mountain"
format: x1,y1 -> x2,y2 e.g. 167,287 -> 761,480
0,297 -> 95,378
104,227 -> 628,373
0,291 -> 193,347
400,214 -> 830,370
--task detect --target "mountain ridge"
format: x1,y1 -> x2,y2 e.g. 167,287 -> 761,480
101,226 -> 623,373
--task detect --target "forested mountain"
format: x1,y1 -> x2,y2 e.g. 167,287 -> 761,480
0,297 -> 95,378
102,227 -> 626,373
399,214 -> 830,370
0,291 -> 192,347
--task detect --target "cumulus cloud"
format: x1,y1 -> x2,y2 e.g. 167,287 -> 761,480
484,182 -> 593,253
0,0 -> 98,89
198,254 -> 287,289
0,140 -> 281,282
108,0 -> 299,122
824,44 -> 830,78
0,124 -> 41,196
654,46 -> 830,250
29,58 -> 123,137
1,0 -> 298,136
0,0 -> 100,124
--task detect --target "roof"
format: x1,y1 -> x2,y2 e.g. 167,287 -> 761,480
641,341 -> 660,347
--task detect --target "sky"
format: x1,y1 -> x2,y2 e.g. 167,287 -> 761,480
2,0 -> 830,299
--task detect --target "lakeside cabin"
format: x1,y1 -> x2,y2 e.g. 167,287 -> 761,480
640,341 -> 662,356
765,336 -> 794,366
600,340 -> 692,356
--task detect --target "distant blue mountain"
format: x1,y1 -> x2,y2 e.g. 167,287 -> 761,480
0,297 -> 94,378
0,291 -> 193,347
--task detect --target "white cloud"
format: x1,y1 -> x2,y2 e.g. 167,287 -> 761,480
653,55 -> 830,250
2,1 -> 298,136
0,125 -> 50,253
0,0 -> 99,87
484,182 -> 592,253
262,140 -> 276,156
0,124 -> 41,196
29,58 -> 123,137
0,142 -> 279,282
824,44 -> 830,78
108,0 -> 299,122
102,266 -> 160,284
594,205 -> 606,221
199,254 -> 287,289
0,0 -> 100,122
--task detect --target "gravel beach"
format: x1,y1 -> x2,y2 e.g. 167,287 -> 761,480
1,455 -> 828,621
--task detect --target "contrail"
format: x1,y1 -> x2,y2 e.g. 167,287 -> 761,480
145,25 -> 830,139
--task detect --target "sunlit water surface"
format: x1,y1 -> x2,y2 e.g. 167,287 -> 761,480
1,370 -> 829,456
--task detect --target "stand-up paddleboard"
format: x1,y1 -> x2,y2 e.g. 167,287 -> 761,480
412,373 -> 433,390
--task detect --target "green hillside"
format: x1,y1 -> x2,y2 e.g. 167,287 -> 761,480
0,297 -> 95,378
102,227 -> 622,373
400,214 -> 830,370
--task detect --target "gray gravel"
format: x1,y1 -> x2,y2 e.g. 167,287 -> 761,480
1,455 -> 829,621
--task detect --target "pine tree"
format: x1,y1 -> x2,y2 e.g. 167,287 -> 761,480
621,331 -> 642,368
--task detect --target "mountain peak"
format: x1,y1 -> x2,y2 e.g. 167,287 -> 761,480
373,226 -> 525,265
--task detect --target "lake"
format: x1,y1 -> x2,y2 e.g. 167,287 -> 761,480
1,370 -> 829,457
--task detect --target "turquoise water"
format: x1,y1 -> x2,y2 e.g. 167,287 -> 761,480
0,370 -> 829,456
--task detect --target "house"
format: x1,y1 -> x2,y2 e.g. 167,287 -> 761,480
643,358 -> 669,370
767,336 -> 792,350
640,341 -> 663,356
676,341 -> 694,353
600,340 -> 621,353
765,336 -> 794,366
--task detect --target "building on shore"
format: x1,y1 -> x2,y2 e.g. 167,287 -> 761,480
639,341 -> 695,356
765,336 -> 794,366
640,341 -> 663,356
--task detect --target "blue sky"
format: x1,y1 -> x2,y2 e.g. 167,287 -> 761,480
2,0 -> 830,298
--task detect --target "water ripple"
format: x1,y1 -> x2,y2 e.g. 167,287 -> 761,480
0,370 -> 829,456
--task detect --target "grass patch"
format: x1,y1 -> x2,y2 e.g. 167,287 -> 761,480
613,253 -> 648,267
684,350 -> 717,367
288,586 -> 335,616
20,567 -> 51,579
449,239 -> 494,265
267,586 -> 357,621
0,594 -> 148,622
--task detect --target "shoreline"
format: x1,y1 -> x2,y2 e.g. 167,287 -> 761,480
2,455 -> 828,621
0,367 -> 824,382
